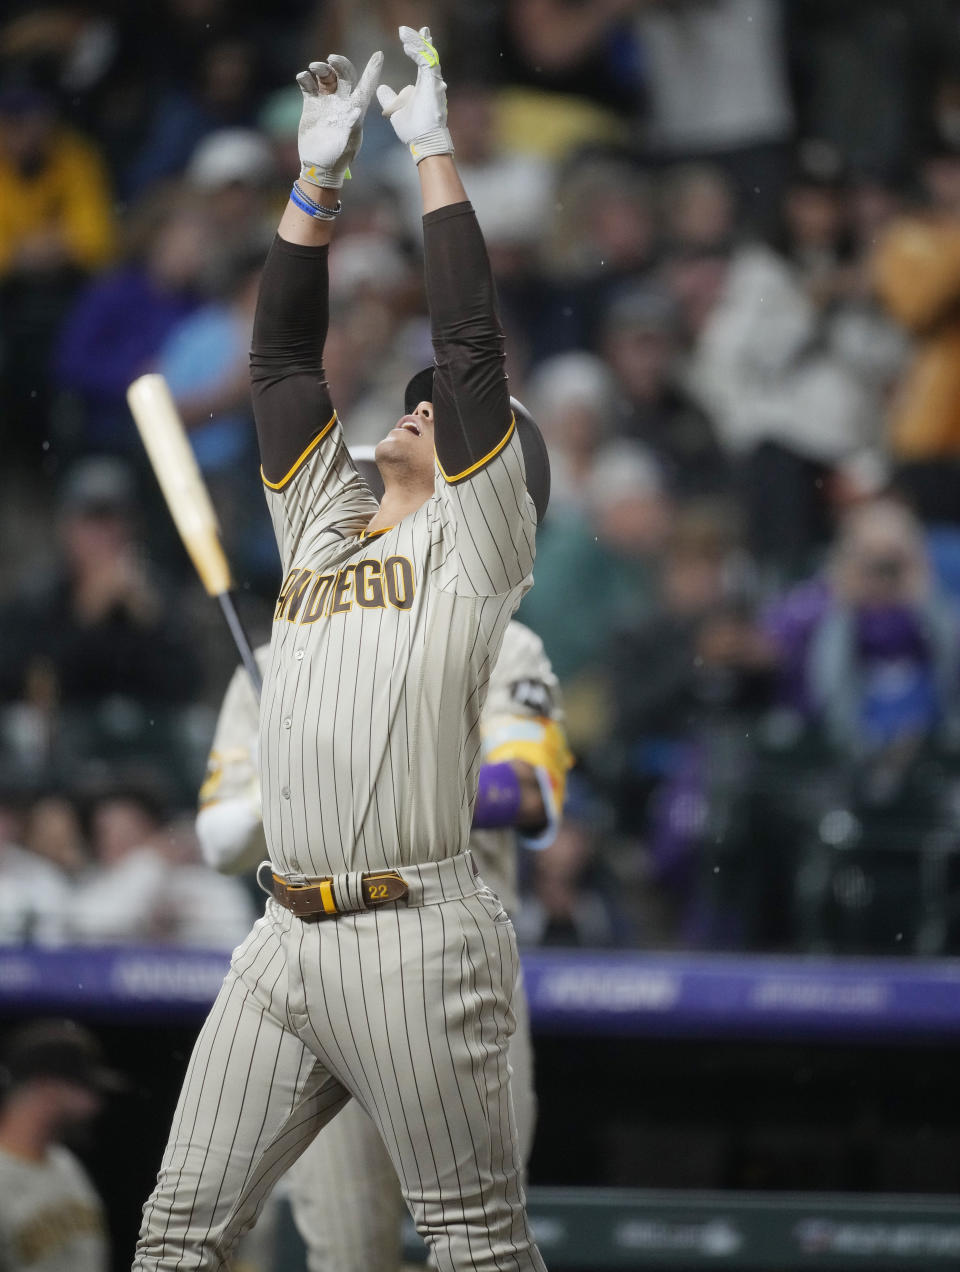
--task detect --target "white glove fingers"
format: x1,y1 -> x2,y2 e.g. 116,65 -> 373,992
376,83 -> 397,114
324,54 -> 356,82
296,69 -> 319,96
306,61 -> 337,94
325,53 -> 358,97
352,49 -> 385,107
379,82 -> 414,119
398,24 -> 440,69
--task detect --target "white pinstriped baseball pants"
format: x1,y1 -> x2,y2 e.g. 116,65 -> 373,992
132,853 -> 546,1272
285,969 -> 536,1272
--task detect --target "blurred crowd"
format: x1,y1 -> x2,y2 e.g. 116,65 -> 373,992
6,0 -> 960,956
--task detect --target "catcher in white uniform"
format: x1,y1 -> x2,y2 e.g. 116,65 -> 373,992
197,617 -> 571,1270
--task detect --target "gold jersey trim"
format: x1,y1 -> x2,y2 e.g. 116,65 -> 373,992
435,413 -> 515,484
261,411 -> 338,491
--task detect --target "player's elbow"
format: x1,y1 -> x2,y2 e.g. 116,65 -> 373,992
195,800 -> 264,874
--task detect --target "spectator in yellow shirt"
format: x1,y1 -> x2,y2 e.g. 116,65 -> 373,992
0,83 -> 114,279
0,78 -> 115,467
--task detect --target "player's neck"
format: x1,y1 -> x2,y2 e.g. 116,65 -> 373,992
366,481 -> 433,533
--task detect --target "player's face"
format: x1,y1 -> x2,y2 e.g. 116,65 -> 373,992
375,400 -> 436,485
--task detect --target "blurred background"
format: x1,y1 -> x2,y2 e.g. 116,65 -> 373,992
3,0 -> 960,1268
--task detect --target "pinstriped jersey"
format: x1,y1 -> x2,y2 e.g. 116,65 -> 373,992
259,413 -> 536,878
198,622 -> 570,910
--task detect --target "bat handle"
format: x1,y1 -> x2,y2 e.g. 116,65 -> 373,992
217,592 -> 263,698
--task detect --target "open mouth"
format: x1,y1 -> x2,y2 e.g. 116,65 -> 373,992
397,419 -> 421,437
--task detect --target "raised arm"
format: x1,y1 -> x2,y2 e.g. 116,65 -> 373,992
378,27 -> 512,478
249,230 -> 335,487
250,53 -> 382,488
421,176 -> 512,479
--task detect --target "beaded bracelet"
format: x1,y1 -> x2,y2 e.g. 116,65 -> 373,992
290,182 -> 342,221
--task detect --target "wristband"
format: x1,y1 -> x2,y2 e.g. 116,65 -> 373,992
408,128 -> 454,164
472,761 -> 522,830
290,182 -> 342,221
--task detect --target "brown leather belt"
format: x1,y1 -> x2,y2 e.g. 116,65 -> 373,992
266,869 -> 408,919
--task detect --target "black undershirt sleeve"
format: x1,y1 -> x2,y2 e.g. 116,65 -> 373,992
422,202 -> 512,479
249,235 -> 336,486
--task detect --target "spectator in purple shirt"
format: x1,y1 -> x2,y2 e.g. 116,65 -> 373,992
764,497 -> 960,757
55,192 -> 207,453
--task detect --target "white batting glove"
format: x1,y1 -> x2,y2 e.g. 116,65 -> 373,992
296,50 -> 384,189
376,26 -> 453,164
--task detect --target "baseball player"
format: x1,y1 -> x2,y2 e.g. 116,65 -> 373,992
196,614 -> 571,1271
0,1020 -> 123,1272
133,26 -> 551,1272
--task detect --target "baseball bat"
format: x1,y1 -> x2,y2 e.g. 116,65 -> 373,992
126,373 -> 263,697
